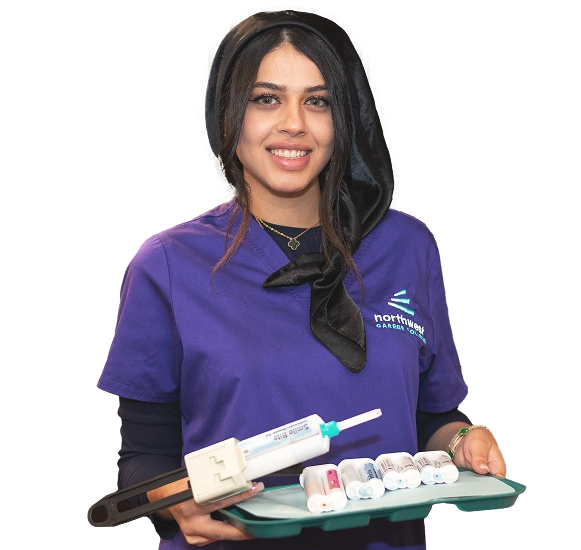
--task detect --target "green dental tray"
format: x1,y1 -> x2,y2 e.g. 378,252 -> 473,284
217,471 -> 525,538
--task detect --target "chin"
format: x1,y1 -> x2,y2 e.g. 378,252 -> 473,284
270,184 -> 316,199
271,174 -> 319,193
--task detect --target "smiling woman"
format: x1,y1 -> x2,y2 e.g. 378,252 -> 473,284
95,10 -> 506,550
236,43 -> 334,226
214,23 -> 358,281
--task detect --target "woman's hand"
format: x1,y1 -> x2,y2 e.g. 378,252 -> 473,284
452,427 -> 506,477
148,478 -> 264,546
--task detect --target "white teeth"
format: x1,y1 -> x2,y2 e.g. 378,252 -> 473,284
270,149 -> 308,158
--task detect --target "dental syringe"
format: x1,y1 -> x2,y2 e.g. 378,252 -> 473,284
236,408 -> 382,482
88,408 -> 382,527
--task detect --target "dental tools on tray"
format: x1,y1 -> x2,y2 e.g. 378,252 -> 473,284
301,450 -> 459,513
88,408 -> 383,527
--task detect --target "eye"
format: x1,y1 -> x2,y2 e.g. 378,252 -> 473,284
305,95 -> 330,108
249,93 -> 281,106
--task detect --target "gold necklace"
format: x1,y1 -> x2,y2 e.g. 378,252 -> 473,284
255,216 -> 319,251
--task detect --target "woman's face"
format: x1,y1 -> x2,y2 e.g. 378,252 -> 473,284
236,43 -> 334,209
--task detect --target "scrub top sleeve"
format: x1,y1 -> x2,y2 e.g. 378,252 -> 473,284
98,235 -> 182,402
418,244 -> 468,413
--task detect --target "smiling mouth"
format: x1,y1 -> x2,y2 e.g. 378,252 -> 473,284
267,149 -> 311,159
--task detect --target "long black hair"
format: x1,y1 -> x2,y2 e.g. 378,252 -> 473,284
213,26 -> 355,276
207,11 -> 393,371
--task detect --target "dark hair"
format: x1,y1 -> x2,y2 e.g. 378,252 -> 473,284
213,26 -> 355,277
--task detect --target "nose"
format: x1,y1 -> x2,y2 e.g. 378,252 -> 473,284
277,100 -> 307,136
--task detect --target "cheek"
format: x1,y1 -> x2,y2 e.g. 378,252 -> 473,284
236,120 -> 253,163
316,115 -> 335,151
236,113 -> 267,159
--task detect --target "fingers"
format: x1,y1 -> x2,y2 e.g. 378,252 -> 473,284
471,460 -> 490,474
203,481 -> 265,513
176,482 -> 264,546
182,513 -> 255,546
471,457 -> 505,478
229,481 -> 265,503
182,504 -> 255,546
462,431 -> 506,478
485,448 -> 506,478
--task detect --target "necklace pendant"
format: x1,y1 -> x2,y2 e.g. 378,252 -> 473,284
287,238 -> 300,251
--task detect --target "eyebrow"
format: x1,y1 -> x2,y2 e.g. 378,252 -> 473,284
253,82 -> 328,93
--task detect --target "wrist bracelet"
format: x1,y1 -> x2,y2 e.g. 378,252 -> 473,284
447,425 -> 490,460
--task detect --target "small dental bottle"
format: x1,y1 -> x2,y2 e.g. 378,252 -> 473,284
357,458 -> 385,498
299,466 -> 333,513
374,453 -> 401,490
413,450 -> 459,485
337,459 -> 364,500
321,464 -> 348,510
375,452 -> 421,490
375,452 -> 422,491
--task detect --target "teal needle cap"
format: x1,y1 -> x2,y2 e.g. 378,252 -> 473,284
319,421 -> 341,438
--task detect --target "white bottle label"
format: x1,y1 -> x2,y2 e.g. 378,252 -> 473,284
414,456 -> 432,471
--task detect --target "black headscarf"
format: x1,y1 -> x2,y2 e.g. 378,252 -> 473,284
205,10 -> 394,372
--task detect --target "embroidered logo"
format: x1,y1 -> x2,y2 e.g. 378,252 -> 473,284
373,289 -> 426,344
388,289 -> 415,316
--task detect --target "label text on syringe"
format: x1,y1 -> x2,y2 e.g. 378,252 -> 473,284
239,419 -> 315,459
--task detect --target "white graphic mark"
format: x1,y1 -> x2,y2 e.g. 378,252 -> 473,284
472,187 -> 512,216
496,223 -> 545,241
440,160 -> 472,201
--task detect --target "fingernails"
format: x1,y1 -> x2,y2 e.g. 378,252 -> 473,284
251,482 -> 265,493
478,463 -> 490,472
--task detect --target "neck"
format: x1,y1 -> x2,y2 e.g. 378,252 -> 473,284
249,183 -> 321,228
